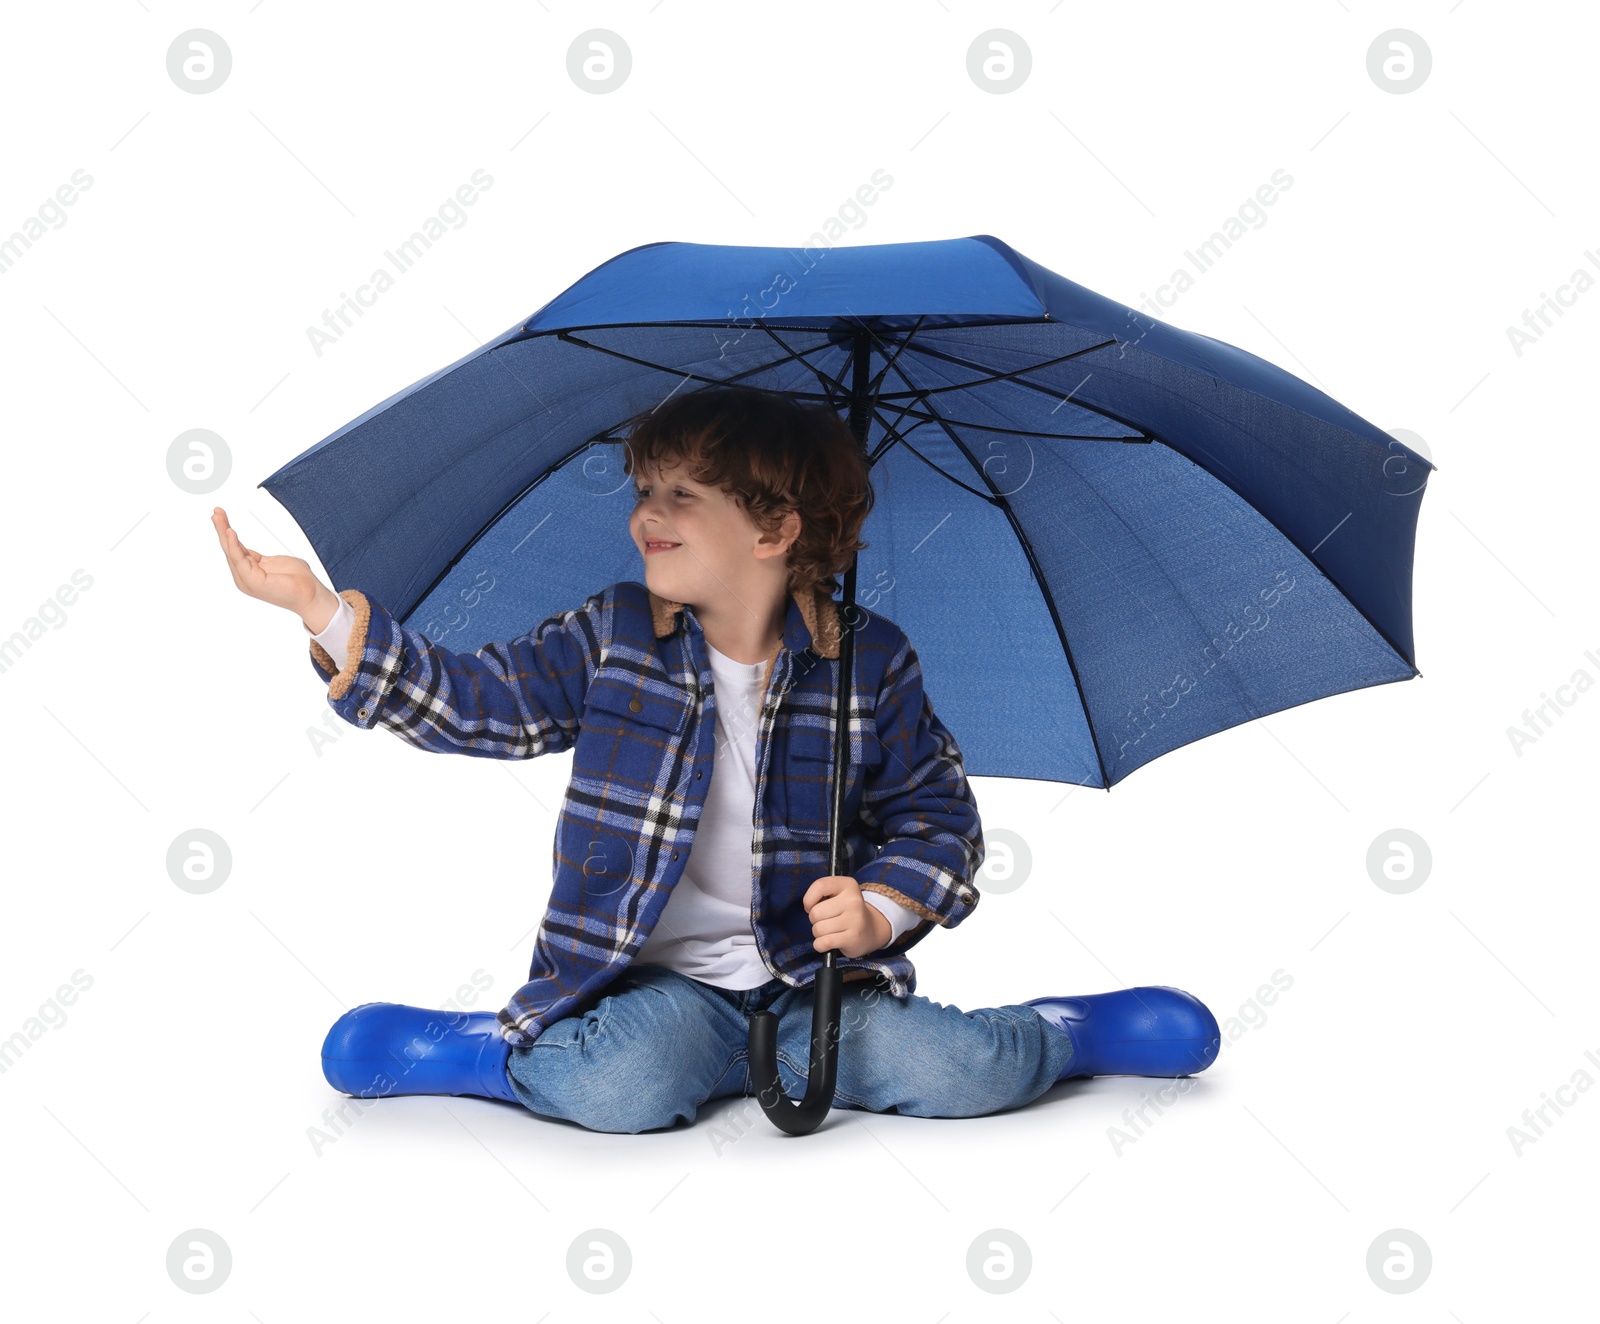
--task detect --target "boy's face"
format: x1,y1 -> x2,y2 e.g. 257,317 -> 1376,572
628,456 -> 793,605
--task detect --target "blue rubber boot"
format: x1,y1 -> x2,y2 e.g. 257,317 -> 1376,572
1024,986 -> 1221,1081
321,1002 -> 520,1103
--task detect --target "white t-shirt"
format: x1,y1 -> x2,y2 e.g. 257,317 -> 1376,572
305,598 -> 920,987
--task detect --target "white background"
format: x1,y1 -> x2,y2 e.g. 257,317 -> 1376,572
2,1 -> 1593,1318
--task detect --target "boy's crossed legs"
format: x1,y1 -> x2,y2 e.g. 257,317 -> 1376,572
504,962 -> 1079,1133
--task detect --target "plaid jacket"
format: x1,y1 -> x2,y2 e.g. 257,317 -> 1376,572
308,578 -> 984,1047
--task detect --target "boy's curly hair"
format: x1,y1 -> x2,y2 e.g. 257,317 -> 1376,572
619,384 -> 874,597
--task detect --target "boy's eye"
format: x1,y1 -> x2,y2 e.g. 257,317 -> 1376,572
633,487 -> 691,500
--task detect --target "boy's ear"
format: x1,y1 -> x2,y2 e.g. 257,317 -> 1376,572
756,509 -> 802,560
779,509 -> 802,553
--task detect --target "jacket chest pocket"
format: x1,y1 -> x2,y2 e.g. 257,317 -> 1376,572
579,668 -> 693,786
777,720 -> 879,843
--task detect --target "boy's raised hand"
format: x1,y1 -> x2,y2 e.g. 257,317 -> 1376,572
212,506 -> 341,630
803,875 -> 892,959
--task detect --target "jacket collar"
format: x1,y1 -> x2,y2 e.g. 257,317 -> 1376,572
648,582 -> 841,661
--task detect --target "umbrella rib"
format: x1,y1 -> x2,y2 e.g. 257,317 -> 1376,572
873,403 -> 1148,444
870,335 -> 1120,400
877,356 -> 1113,790
869,412 -> 1002,505
861,314 -> 929,401
742,319 -> 854,406
866,401 -> 931,466
549,328 -> 845,399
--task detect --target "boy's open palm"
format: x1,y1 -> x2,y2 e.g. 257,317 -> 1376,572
803,875 -> 892,959
212,506 -> 332,624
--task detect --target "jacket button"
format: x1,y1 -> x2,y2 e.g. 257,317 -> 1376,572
672,851 -> 679,860
629,698 -> 642,713
357,708 -> 369,719
695,770 -> 702,779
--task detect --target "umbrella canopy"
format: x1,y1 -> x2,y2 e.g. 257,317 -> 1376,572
261,234 -> 1429,789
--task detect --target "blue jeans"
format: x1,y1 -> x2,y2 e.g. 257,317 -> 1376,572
504,962 -> 1077,1133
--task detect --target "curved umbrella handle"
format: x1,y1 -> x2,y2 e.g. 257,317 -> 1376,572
747,335 -> 874,1136
747,949 -> 842,1135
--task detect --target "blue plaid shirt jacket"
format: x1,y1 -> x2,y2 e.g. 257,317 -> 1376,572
309,578 -> 985,1047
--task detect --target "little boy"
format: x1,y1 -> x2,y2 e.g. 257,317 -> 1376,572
214,386 -> 1219,1133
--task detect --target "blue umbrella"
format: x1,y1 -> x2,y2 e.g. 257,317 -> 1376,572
263,235 -> 1430,1133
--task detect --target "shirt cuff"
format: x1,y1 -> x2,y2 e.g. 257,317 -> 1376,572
305,594 -> 356,672
863,890 -> 923,945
